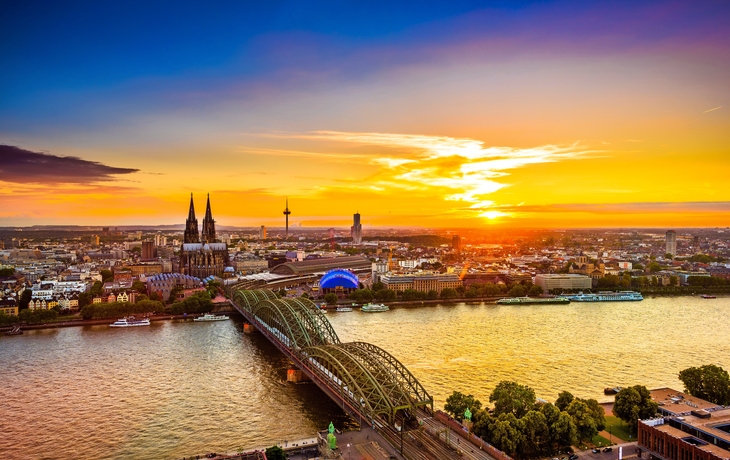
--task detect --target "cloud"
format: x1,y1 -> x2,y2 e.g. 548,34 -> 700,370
0,145 -> 139,184
493,201 -> 730,215
280,131 -> 594,219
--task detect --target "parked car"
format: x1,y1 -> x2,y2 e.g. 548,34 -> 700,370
569,454 -> 579,459
592,448 -> 601,454
603,447 -> 613,453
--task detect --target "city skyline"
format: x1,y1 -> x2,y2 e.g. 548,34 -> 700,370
1,1 -> 729,228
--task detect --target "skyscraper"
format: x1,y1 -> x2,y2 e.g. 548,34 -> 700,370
666,230 -> 677,256
351,212 -> 362,244
259,225 -> 267,240
452,235 -> 461,252
283,199 -> 291,238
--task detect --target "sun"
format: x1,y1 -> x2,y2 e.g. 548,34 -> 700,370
481,210 -> 507,220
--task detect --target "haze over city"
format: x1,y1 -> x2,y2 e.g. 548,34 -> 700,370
2,1 -> 729,228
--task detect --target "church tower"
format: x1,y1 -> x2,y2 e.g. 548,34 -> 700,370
183,193 -> 199,244
201,193 -> 216,243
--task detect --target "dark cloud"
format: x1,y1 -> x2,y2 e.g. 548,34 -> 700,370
0,145 -> 139,184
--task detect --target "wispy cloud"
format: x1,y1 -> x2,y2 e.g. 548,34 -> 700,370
702,106 -> 722,113
0,145 -> 139,184
275,131 -> 594,220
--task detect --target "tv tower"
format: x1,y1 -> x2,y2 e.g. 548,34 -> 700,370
283,198 -> 291,238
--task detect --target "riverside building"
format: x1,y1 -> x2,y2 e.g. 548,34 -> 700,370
534,273 -> 592,292
638,388 -> 729,460
379,272 -> 462,294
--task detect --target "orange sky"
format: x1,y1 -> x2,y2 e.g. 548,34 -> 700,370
2,3 -> 729,228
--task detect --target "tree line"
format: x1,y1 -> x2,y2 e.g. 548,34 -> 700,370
443,364 -> 730,459
445,382 -> 606,458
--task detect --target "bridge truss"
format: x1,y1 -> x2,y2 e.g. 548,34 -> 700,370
230,288 -> 433,424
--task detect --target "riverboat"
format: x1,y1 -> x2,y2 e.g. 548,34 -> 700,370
604,386 -> 622,395
497,296 -> 571,305
700,294 -> 716,299
361,303 -> 389,312
566,291 -> 643,302
193,313 -> 230,321
110,317 -> 151,327
5,325 -> 22,335
335,307 -> 353,312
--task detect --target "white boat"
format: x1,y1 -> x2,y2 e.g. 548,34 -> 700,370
335,307 -> 353,312
566,291 -> 643,302
110,317 -> 151,327
361,303 -> 389,312
193,313 -> 230,322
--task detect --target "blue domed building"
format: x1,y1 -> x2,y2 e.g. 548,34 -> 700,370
319,269 -> 360,296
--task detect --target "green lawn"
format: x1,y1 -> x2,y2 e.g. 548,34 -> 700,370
592,434 -> 612,447
604,416 -> 633,442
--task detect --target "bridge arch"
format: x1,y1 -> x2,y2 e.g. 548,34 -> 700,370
231,289 -> 433,424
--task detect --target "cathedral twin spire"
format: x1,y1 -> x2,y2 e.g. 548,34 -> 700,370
184,193 -> 216,244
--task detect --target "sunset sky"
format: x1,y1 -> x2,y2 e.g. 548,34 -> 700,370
1,1 -> 729,228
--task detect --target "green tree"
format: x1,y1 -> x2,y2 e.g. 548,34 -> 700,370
78,292 -> 91,308
528,285 -> 544,296
90,281 -> 103,297
491,413 -> 523,456
648,262 -> 663,272
0,267 -> 15,276
440,288 -> 457,299
669,275 -> 679,286
566,399 -> 598,442
581,398 -> 606,432
324,293 -> 338,305
444,391 -> 482,422
132,280 -> 147,295
489,380 -> 536,419
664,253 -> 674,260
555,391 -> 574,411
427,289 -> 439,300
508,284 -> 526,297
551,411 -> 578,449
613,385 -> 658,434
596,274 -> 620,289
100,269 -> 113,283
540,402 -> 560,427
679,364 -> 730,405
265,445 -> 286,460
520,410 -> 549,456
371,281 -> 384,291
19,289 -> 32,310
634,263 -> 644,271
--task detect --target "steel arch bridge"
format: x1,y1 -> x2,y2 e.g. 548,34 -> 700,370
230,288 -> 433,424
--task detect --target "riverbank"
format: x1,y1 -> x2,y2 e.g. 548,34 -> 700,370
0,312 -> 234,333
327,290 -> 726,309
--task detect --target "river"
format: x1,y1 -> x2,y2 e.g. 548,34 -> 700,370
1,296 -> 728,459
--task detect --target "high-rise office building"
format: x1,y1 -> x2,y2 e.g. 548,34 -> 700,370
666,230 -> 677,256
351,212 -> 362,244
452,235 -> 461,252
141,240 -> 156,260
259,225 -> 267,240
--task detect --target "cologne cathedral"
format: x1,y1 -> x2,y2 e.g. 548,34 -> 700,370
179,194 -> 229,278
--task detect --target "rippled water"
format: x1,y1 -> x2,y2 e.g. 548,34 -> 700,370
1,296 -> 728,459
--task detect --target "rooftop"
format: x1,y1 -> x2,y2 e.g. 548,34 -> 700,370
651,387 -> 723,415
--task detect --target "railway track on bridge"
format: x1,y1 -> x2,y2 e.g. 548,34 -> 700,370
228,288 -> 499,460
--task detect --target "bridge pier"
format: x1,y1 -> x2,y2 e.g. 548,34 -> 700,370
286,369 -> 311,383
